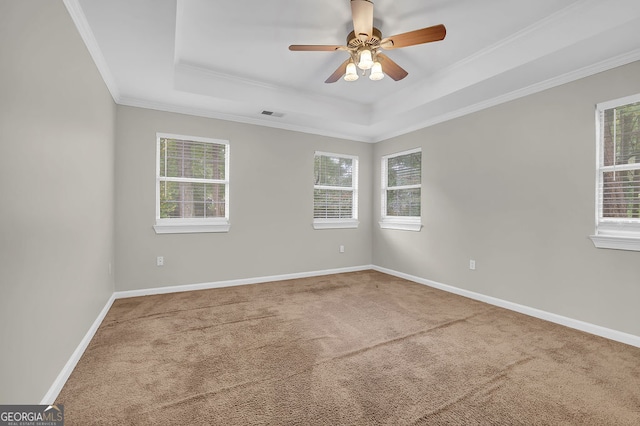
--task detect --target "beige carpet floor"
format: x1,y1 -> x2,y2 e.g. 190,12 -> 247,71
56,270 -> 640,425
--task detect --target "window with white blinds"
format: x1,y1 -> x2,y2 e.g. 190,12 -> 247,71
591,94 -> 640,251
313,152 -> 359,229
154,133 -> 230,234
380,148 -> 422,231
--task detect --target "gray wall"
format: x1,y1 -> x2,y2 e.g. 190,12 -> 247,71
0,2 -> 115,403
114,106 -> 372,291
3,0 -> 639,406
373,61 -> 640,337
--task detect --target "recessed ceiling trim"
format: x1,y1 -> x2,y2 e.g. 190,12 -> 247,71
449,0 -> 591,72
374,0 -> 640,123
68,0 -> 640,144
121,47 -> 640,145
175,62 -> 285,92
118,96 -> 375,143
174,62 -> 372,126
174,62 -> 368,115
375,47 -> 640,142
63,0 -> 120,102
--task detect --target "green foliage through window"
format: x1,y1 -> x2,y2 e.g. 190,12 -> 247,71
601,101 -> 640,219
384,150 -> 422,217
158,137 -> 228,220
313,153 -> 357,219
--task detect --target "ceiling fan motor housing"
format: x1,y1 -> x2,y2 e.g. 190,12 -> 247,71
347,27 -> 382,49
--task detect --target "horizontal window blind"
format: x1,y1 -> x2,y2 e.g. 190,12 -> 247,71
383,150 -> 422,217
314,152 -> 357,220
315,155 -> 353,187
314,189 -> 353,218
160,138 -> 226,180
386,188 -> 421,217
598,100 -> 640,221
159,182 -> 226,219
157,136 -> 229,221
387,151 -> 421,187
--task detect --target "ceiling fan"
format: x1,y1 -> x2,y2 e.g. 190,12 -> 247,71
289,0 -> 446,83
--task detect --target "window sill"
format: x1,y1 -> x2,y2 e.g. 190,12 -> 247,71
153,221 -> 230,234
379,218 -> 422,232
313,219 -> 359,230
589,235 -> 640,252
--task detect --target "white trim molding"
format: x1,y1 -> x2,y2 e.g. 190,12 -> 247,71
40,294 -> 116,404
114,265 -> 372,299
155,133 -> 230,234
41,263 -> 640,405
63,0 -> 120,102
380,148 -> 422,231
313,151 -> 359,227
153,222 -> 230,234
313,219 -> 359,230
591,94 -> 640,252
589,234 -> 640,251
40,265 -> 372,404
372,265 -> 640,349
378,217 -> 422,232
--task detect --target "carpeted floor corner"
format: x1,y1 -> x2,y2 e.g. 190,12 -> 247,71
56,270 -> 640,425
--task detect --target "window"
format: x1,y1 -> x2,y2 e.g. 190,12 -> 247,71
380,148 -> 422,231
154,133 -> 230,234
313,152 -> 359,229
590,94 -> 640,251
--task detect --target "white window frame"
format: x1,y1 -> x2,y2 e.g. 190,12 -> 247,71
153,133 -> 230,234
313,151 -> 359,230
380,148 -> 423,232
590,93 -> 640,251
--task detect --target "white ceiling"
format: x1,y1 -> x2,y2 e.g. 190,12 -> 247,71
66,0 -> 640,142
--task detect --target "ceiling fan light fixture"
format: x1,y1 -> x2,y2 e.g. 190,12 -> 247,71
289,1 -> 446,84
369,61 -> 384,80
344,62 -> 359,81
357,48 -> 374,70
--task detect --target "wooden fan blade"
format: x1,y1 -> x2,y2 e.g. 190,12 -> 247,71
351,0 -> 374,41
325,59 -> 350,83
289,45 -> 346,51
377,53 -> 408,81
380,24 -> 446,49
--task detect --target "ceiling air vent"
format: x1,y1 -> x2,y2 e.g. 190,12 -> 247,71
261,110 -> 284,118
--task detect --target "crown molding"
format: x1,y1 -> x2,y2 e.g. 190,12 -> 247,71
376,48 -> 640,142
117,96 -> 375,143
65,0 -> 640,144
63,0 -> 120,103
174,62 -> 371,126
122,44 -> 640,144
448,0 -> 593,73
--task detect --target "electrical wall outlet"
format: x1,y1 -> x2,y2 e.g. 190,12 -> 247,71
469,259 -> 476,270
339,245 -> 345,253
157,256 -> 164,266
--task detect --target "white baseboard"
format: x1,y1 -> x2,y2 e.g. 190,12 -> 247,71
40,293 -> 116,405
114,265 -> 373,299
42,263 -> 639,404
372,265 -> 640,348
41,265 -> 371,404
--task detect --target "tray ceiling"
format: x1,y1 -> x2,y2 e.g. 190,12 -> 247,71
67,0 -> 640,142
